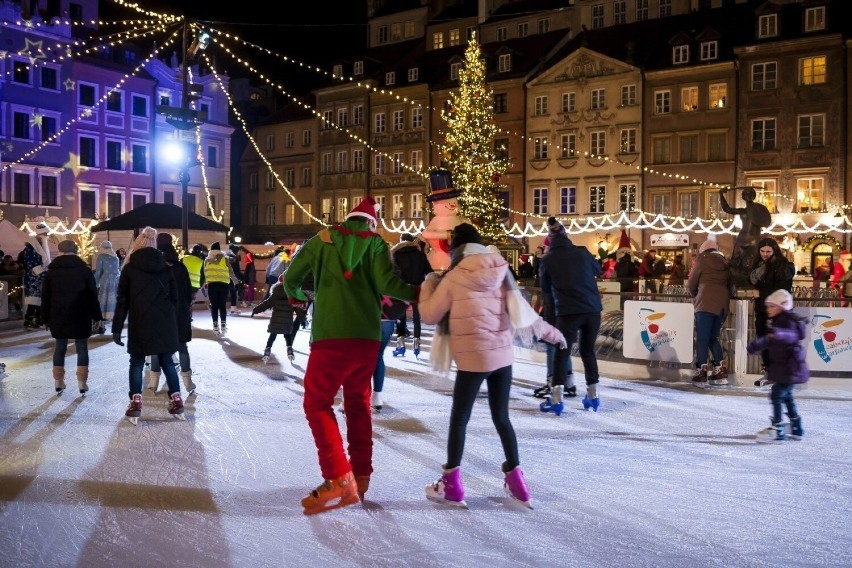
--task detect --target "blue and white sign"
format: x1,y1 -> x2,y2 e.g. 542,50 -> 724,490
622,301 -> 694,363
796,307 -> 852,371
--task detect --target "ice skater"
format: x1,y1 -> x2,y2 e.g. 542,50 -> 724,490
251,274 -> 296,363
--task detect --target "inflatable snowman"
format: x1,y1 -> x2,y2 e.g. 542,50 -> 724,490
421,169 -> 470,271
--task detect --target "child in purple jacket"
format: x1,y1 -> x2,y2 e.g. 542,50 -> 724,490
747,289 -> 809,441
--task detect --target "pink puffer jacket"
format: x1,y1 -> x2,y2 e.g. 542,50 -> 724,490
419,251 -> 562,373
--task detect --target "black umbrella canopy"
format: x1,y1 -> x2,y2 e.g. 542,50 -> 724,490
90,203 -> 229,233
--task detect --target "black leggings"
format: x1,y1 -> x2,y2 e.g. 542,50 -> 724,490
265,332 -> 295,349
208,282 -> 229,325
446,365 -> 519,470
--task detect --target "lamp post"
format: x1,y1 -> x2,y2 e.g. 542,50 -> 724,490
180,166 -> 191,249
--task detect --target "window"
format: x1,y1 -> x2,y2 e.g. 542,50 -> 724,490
303,129 -> 311,146
265,204 -> 276,225
700,41 -> 718,61
673,45 -> 689,65
40,176 -> 58,206
377,25 -> 388,44
392,152 -> 404,174
332,64 -> 342,77
620,128 -> 637,153
41,116 -> 57,143
532,188 -> 548,215
302,167 -> 312,186
707,133 -> 726,161
186,194 -> 197,214
374,155 -> 385,175
538,19 -> 550,34
207,146 -> 218,168
132,95 -> 147,117
248,205 -> 258,225
41,66 -> 58,90
13,172 -> 32,204
302,203 -> 313,224
285,204 -> 296,225
385,71 -> 395,86
411,193 -> 424,218
432,32 -> 444,49
249,172 -> 258,191
562,92 -> 576,112
653,137 -> 671,163
620,85 -> 636,107
798,114 -> 825,148
106,91 -> 122,112
285,168 -> 295,186
679,192 -> 699,217
659,0 -> 671,17
758,14 -> 778,38
353,149 -> 364,171
321,198 -> 331,222
321,153 -> 332,174
266,171 -> 275,189
106,140 -> 123,170
408,68 -> 419,82
751,179 -> 778,212
681,86 -> 698,111
393,110 -> 404,131
534,96 -> 548,116
494,93 -> 508,113
392,194 -> 404,219
560,186 -> 576,214
636,0 -> 648,21
411,107 -> 423,128
614,0 -> 626,24
450,62 -> 461,80
751,118 -> 777,151
374,112 -> 386,133
266,135 -> 275,151
12,59 -> 31,85
497,27 -> 507,41
797,177 -> 823,212
354,61 -> 364,75
353,105 -> 364,125
322,110 -> 333,129
79,188 -> 96,218
159,92 -> 171,107
13,111 -> 30,140
373,197 -> 385,220
652,193 -> 671,215
592,5 -> 604,29
589,185 -> 606,213
131,144 -> 147,173
78,83 -> 96,107
517,23 -> 529,37
533,137 -> 549,160
79,136 -> 97,167
495,138 -> 509,160
590,88 -> 606,110
410,150 -> 423,171
709,83 -> 727,109
619,184 -> 637,211
560,134 -> 577,158
337,108 -> 349,127
590,131 -> 606,155
449,29 -> 460,46
800,56 -> 826,85
654,90 -> 671,114
107,192 -> 123,218
680,135 -> 699,163
805,6 -> 825,32
498,54 -> 511,72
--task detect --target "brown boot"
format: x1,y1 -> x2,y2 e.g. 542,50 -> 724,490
76,366 -> 89,395
52,366 -> 66,394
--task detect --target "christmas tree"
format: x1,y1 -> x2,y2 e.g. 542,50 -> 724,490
440,33 -> 509,242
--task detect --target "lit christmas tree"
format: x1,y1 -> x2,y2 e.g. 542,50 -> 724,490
440,33 -> 509,242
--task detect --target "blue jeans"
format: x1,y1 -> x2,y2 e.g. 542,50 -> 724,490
53,338 -> 89,367
129,353 -> 180,397
149,342 -> 190,374
372,320 -> 395,393
695,310 -> 725,367
770,383 -> 798,424
552,312 -> 601,387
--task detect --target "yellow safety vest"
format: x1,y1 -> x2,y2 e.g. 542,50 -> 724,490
204,256 -> 230,284
182,255 -> 203,288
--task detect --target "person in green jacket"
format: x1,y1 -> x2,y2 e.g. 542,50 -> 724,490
284,196 -> 418,515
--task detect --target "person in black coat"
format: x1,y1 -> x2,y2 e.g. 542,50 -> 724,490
42,239 -> 102,395
749,237 -> 795,375
251,275 -> 296,361
147,233 -> 197,395
391,233 -> 433,346
112,227 -> 184,422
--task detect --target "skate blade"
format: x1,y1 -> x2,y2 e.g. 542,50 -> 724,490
262,356 -> 269,364
302,495 -> 360,516
425,494 -> 468,509
127,416 -> 139,425
504,486 -> 533,509
171,413 -> 186,421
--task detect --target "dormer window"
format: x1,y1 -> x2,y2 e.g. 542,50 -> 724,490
386,71 -> 395,86
804,6 -> 825,32
758,14 -> 778,38
673,45 -> 689,65
450,62 -> 461,80
332,64 -> 342,77
354,60 -> 364,75
700,41 -> 718,61
408,68 -> 419,82
498,53 -> 511,72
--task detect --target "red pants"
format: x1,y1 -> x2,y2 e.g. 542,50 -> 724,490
303,338 -> 380,480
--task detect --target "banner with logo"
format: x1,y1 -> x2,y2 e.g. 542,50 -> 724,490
796,307 -> 852,371
622,300 -> 694,363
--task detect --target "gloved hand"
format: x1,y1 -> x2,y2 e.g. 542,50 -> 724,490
289,298 -> 308,310
112,332 -> 124,346
557,335 -> 568,350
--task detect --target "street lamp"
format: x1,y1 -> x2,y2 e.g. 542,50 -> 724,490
160,139 -> 198,248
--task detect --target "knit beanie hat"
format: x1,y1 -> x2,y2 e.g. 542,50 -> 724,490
699,239 -> 718,253
543,216 -> 566,247
157,232 -> 174,248
211,241 -> 221,250
765,289 -> 793,310
126,226 -> 158,263
58,239 -> 78,254
101,240 -> 113,250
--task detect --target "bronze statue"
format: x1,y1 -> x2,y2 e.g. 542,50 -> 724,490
719,187 -> 772,287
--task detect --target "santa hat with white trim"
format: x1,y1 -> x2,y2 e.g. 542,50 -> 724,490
345,196 -> 381,230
